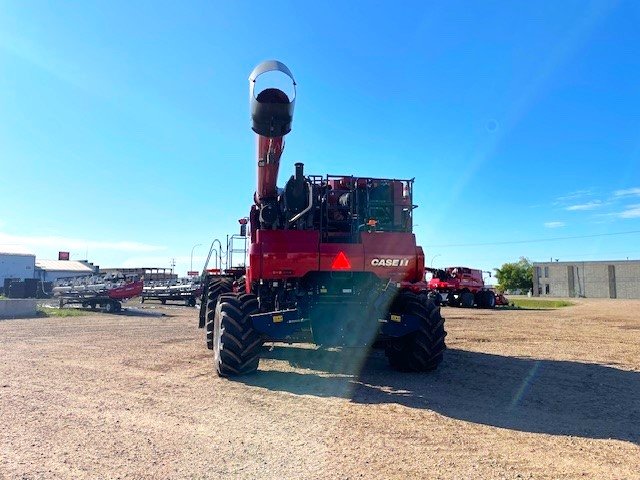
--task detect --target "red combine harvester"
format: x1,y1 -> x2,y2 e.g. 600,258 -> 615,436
426,266 -> 508,308
204,61 -> 446,376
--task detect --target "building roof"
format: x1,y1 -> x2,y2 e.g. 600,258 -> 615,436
534,259 -> 640,266
35,260 -> 95,272
0,252 -> 35,257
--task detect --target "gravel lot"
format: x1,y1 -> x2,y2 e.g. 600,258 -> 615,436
1,298 -> 639,479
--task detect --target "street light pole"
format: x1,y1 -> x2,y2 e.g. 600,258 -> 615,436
190,244 -> 202,274
430,254 -> 441,267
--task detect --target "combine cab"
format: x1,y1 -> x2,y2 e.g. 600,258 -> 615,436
426,266 -> 501,308
205,61 -> 446,376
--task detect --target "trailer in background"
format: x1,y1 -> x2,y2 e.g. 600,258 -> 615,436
141,282 -> 202,307
54,274 -> 143,313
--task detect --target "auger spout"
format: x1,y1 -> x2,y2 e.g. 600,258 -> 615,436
249,60 -> 296,204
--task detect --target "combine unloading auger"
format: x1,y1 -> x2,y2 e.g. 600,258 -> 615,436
250,61 -> 297,226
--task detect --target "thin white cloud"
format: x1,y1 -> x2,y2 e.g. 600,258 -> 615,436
565,200 -> 602,211
555,189 -> 594,203
544,221 -> 566,228
0,232 -> 165,253
614,188 -> 640,198
614,204 -> 640,219
0,244 -> 31,254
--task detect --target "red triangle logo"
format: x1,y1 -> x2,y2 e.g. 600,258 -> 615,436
331,251 -> 351,270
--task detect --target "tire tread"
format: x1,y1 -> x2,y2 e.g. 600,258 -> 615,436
385,291 -> 447,372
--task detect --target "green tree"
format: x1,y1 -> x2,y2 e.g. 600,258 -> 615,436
494,257 -> 534,292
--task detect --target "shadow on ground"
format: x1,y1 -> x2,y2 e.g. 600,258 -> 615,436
491,306 -> 554,311
237,345 -> 640,443
121,307 -> 168,317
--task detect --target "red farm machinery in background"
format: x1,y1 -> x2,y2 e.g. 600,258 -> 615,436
426,266 -> 509,308
54,274 -> 143,313
201,60 -> 447,376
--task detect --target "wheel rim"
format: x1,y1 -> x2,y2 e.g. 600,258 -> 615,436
213,324 -> 223,367
212,303 -> 223,367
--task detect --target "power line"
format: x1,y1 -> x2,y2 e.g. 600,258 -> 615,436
536,250 -> 640,260
424,230 -> 640,248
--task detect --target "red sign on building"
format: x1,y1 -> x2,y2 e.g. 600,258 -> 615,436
58,251 -> 70,261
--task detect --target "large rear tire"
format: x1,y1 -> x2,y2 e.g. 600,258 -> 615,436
385,291 -> 447,372
200,278 -> 233,330
475,290 -> 487,308
213,293 -> 264,376
484,291 -> 496,309
460,291 -> 475,308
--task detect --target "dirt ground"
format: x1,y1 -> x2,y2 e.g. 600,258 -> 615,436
1,298 -> 639,479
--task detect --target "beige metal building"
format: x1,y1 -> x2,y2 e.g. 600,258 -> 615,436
35,259 -> 99,282
533,260 -> 640,299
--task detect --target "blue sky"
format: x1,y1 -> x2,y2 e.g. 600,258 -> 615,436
1,0 -> 639,279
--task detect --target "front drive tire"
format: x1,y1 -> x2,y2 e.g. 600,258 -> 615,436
201,278 -> 233,330
460,291 -> 475,308
213,293 -> 264,376
385,291 -> 447,372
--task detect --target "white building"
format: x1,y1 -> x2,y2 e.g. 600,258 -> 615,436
0,252 -> 36,285
35,259 -> 98,282
533,260 -> 640,299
